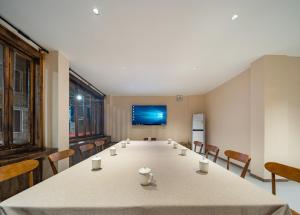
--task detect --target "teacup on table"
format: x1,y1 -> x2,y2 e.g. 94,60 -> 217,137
180,148 -> 187,156
110,147 -> 117,156
173,142 -> 178,149
199,157 -> 209,173
138,167 -> 154,186
121,141 -> 126,148
126,138 -> 130,144
92,156 -> 101,170
167,138 -> 172,144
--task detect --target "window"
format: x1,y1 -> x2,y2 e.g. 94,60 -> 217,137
13,110 -> 22,133
14,70 -> 23,92
13,53 -> 30,144
69,74 -> 104,140
0,24 -> 44,151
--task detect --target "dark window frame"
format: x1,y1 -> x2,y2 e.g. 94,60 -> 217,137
0,23 -> 44,152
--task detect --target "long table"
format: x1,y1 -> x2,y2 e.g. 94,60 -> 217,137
0,141 -> 290,215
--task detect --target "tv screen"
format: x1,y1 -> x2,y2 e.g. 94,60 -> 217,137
132,105 -> 167,125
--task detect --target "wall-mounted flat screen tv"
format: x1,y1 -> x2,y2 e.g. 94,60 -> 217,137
132,105 -> 167,125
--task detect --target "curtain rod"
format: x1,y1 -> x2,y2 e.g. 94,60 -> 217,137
69,68 -> 106,97
0,15 -> 49,54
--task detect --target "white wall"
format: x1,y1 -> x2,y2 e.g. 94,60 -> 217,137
250,57 -> 266,178
204,70 -> 251,163
44,51 -> 70,174
205,55 -> 300,179
106,95 -> 205,143
264,56 -> 300,173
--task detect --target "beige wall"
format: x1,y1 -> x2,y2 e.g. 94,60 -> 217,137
204,55 -> 300,179
44,51 -> 70,175
204,70 -> 251,162
264,56 -> 300,172
105,95 -> 205,142
250,57 -> 266,177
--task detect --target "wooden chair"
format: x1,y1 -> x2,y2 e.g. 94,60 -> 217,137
265,162 -> 300,215
0,160 -> 39,187
95,139 -> 105,152
144,137 -> 156,141
194,141 -> 204,154
48,149 -> 75,175
204,144 -> 219,163
79,143 -> 95,160
224,150 -> 251,178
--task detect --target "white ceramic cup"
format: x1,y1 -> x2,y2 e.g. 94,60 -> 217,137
173,142 -> 178,149
180,148 -> 187,155
110,147 -> 116,156
92,156 -> 101,170
139,167 -> 153,186
126,138 -> 130,144
121,141 -> 126,148
199,157 -> 209,173
167,138 -> 172,144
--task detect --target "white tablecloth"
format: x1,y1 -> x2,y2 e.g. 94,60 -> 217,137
0,141 -> 290,215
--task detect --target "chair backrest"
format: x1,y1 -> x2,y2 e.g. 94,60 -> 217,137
79,143 -> 95,160
224,150 -> 251,178
194,141 -> 204,154
151,138 -> 157,141
205,144 -> 219,163
94,139 -> 105,152
265,162 -> 300,195
48,149 -> 75,175
0,160 -> 39,187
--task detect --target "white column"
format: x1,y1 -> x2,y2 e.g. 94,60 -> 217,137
44,51 -> 70,172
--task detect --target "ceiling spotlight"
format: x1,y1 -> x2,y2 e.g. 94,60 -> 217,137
76,95 -> 83,100
92,7 -> 100,15
232,14 -> 238,20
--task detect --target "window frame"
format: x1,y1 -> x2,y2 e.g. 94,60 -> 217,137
69,74 -> 104,141
0,24 -> 44,151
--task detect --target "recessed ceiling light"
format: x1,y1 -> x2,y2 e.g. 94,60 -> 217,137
92,7 -> 100,15
232,14 -> 238,20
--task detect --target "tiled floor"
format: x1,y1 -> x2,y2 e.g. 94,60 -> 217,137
208,155 -> 300,212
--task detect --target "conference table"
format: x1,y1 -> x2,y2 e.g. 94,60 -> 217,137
0,141 -> 290,215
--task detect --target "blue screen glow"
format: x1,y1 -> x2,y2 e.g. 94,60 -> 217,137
132,105 -> 167,125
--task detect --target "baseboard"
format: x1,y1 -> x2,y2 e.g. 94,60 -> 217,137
216,156 -> 288,182
249,172 -> 288,182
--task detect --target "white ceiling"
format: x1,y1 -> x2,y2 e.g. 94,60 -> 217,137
1,0 -> 300,96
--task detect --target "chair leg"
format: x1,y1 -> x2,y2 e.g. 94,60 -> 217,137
240,160 -> 250,178
227,158 -> 230,170
271,173 -> 276,195
28,171 -> 34,187
214,150 -> 219,163
199,144 -> 203,154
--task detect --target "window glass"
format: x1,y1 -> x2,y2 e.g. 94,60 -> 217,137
77,88 -> 85,137
85,93 -> 91,136
69,77 -> 104,139
13,53 -> 30,144
69,82 -> 76,137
